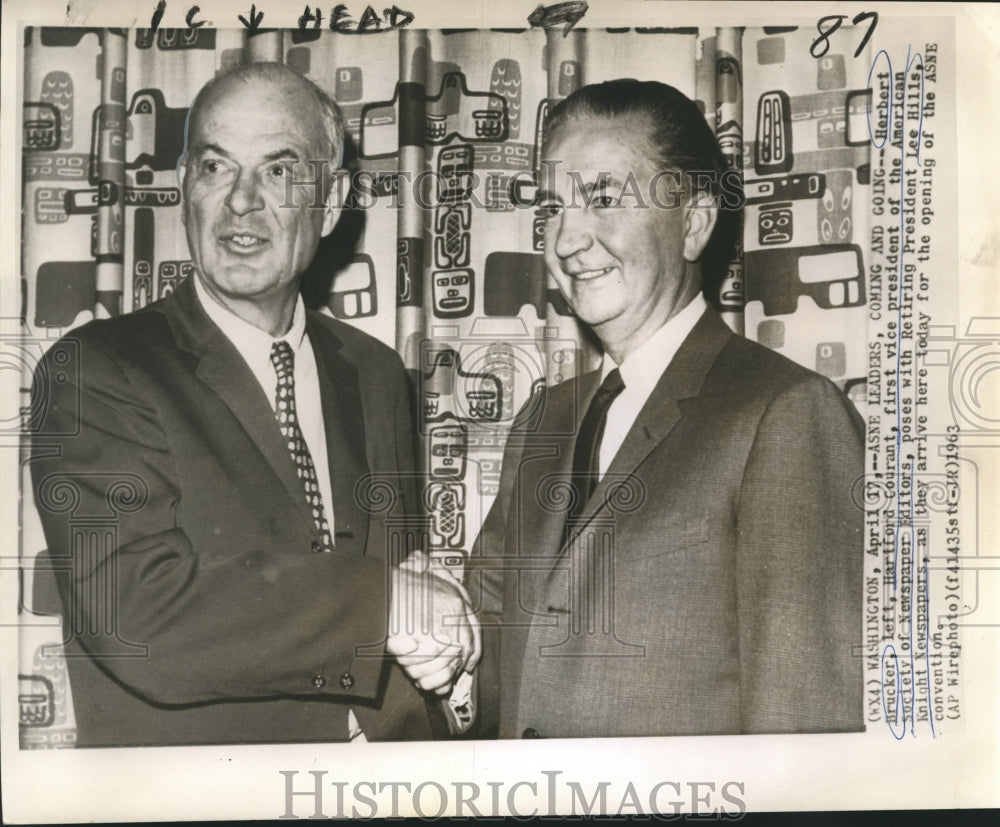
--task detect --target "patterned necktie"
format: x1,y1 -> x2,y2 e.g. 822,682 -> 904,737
270,341 -> 334,552
568,367 -> 625,523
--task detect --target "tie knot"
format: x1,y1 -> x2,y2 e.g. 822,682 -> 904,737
270,340 -> 294,380
596,367 -> 625,401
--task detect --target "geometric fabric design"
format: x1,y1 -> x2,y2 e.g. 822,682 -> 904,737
270,340 -> 335,552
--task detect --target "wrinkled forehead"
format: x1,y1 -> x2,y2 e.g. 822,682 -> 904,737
543,112 -> 657,158
540,114 -> 660,188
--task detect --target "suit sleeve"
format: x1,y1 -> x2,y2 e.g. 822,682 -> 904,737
391,356 -> 420,524
30,333 -> 393,707
734,375 -> 865,732
464,414 -> 530,739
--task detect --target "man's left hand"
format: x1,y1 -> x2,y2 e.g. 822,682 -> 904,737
387,552 -> 481,696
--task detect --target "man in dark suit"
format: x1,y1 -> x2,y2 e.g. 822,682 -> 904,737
467,79 -> 865,738
29,62 -> 475,747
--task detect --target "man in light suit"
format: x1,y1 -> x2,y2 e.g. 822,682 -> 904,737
467,79 -> 864,738
30,62 -> 474,747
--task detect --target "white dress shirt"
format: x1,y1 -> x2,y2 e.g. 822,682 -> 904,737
597,293 -> 707,477
193,277 -> 335,537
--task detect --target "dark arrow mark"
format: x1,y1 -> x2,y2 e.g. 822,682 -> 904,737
238,3 -> 264,30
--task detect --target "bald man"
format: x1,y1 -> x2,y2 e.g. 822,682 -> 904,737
30,63 -> 475,747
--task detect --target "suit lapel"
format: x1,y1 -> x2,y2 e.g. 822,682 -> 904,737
307,313 -> 371,556
564,308 -> 734,545
509,375 -> 589,621
526,374 -> 594,566
163,279 -> 326,539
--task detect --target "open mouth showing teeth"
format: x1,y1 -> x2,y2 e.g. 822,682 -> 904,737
224,234 -> 266,248
575,267 -> 614,280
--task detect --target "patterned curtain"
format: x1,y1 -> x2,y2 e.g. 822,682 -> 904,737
18,26 -> 870,747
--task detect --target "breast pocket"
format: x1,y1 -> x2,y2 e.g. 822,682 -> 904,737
616,515 -> 712,564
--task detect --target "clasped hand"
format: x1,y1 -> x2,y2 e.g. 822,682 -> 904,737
387,551 -> 481,695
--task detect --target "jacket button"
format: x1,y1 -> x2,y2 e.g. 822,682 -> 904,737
522,727 -> 540,738
311,674 -> 327,689
310,540 -> 322,553
339,672 -> 355,690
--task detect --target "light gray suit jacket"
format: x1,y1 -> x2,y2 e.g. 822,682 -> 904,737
469,308 -> 865,738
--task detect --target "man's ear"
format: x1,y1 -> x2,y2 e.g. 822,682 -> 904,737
321,168 -> 346,237
683,191 -> 719,262
176,158 -> 188,226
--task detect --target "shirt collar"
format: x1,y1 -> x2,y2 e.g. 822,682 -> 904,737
601,293 -> 707,394
194,276 -> 308,360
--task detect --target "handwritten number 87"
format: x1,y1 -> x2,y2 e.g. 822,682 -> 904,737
810,12 -> 879,59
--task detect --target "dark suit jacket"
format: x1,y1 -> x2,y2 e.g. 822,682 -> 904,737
469,308 -> 865,738
29,277 -> 432,746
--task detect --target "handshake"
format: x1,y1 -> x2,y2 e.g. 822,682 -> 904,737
387,550 -> 481,699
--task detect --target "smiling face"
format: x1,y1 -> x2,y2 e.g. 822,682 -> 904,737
541,115 -> 715,362
179,72 -> 341,335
